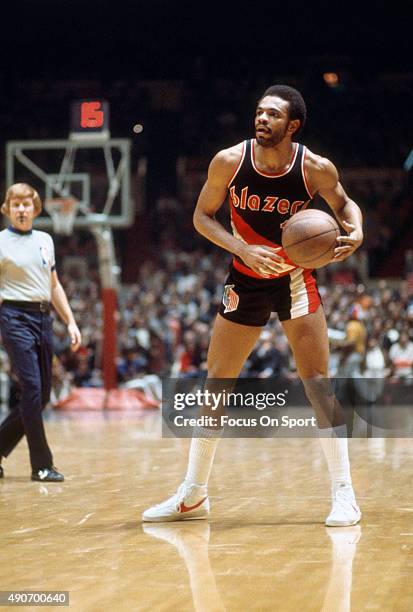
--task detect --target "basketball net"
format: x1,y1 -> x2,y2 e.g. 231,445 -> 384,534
45,197 -> 79,235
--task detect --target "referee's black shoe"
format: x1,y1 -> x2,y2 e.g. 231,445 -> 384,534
0,465 -> 3,479
31,467 -> 64,482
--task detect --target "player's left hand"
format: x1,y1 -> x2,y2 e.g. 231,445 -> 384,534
333,221 -> 363,262
68,322 -> 82,352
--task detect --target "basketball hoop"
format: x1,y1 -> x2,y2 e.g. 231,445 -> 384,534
45,197 -> 80,235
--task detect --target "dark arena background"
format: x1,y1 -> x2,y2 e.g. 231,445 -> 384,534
1,2 -> 413,610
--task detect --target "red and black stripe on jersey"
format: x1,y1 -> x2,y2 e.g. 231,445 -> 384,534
228,139 -> 313,279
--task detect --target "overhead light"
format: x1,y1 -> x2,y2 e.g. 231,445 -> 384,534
323,72 -> 339,87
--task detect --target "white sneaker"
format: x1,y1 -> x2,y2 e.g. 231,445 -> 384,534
325,484 -> 361,527
142,482 -> 209,523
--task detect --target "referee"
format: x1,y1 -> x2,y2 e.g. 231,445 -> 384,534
0,183 -> 81,482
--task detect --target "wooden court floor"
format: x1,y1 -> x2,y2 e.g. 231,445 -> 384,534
0,411 -> 413,611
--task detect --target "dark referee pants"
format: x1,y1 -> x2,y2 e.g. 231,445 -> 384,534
0,305 -> 53,471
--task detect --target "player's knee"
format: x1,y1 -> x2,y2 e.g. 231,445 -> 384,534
301,376 -> 334,406
299,364 -> 328,378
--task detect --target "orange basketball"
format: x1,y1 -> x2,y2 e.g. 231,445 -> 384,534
282,209 -> 340,269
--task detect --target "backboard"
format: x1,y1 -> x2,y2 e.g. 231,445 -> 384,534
6,137 -> 133,230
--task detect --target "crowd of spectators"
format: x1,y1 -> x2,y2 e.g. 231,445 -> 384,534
0,233 -> 412,410
17,236 -> 409,405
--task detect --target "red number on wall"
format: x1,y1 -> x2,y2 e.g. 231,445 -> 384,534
80,102 -> 104,128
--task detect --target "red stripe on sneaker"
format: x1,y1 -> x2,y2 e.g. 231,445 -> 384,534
179,497 -> 207,513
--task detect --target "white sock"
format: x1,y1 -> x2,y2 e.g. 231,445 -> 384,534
185,426 -> 222,488
318,425 -> 352,491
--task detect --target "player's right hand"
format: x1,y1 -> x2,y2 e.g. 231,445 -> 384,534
238,245 -> 294,277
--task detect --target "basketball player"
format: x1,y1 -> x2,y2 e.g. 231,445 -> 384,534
143,85 -> 363,526
0,183 -> 81,481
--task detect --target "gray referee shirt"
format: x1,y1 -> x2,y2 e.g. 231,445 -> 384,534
0,227 -> 56,302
